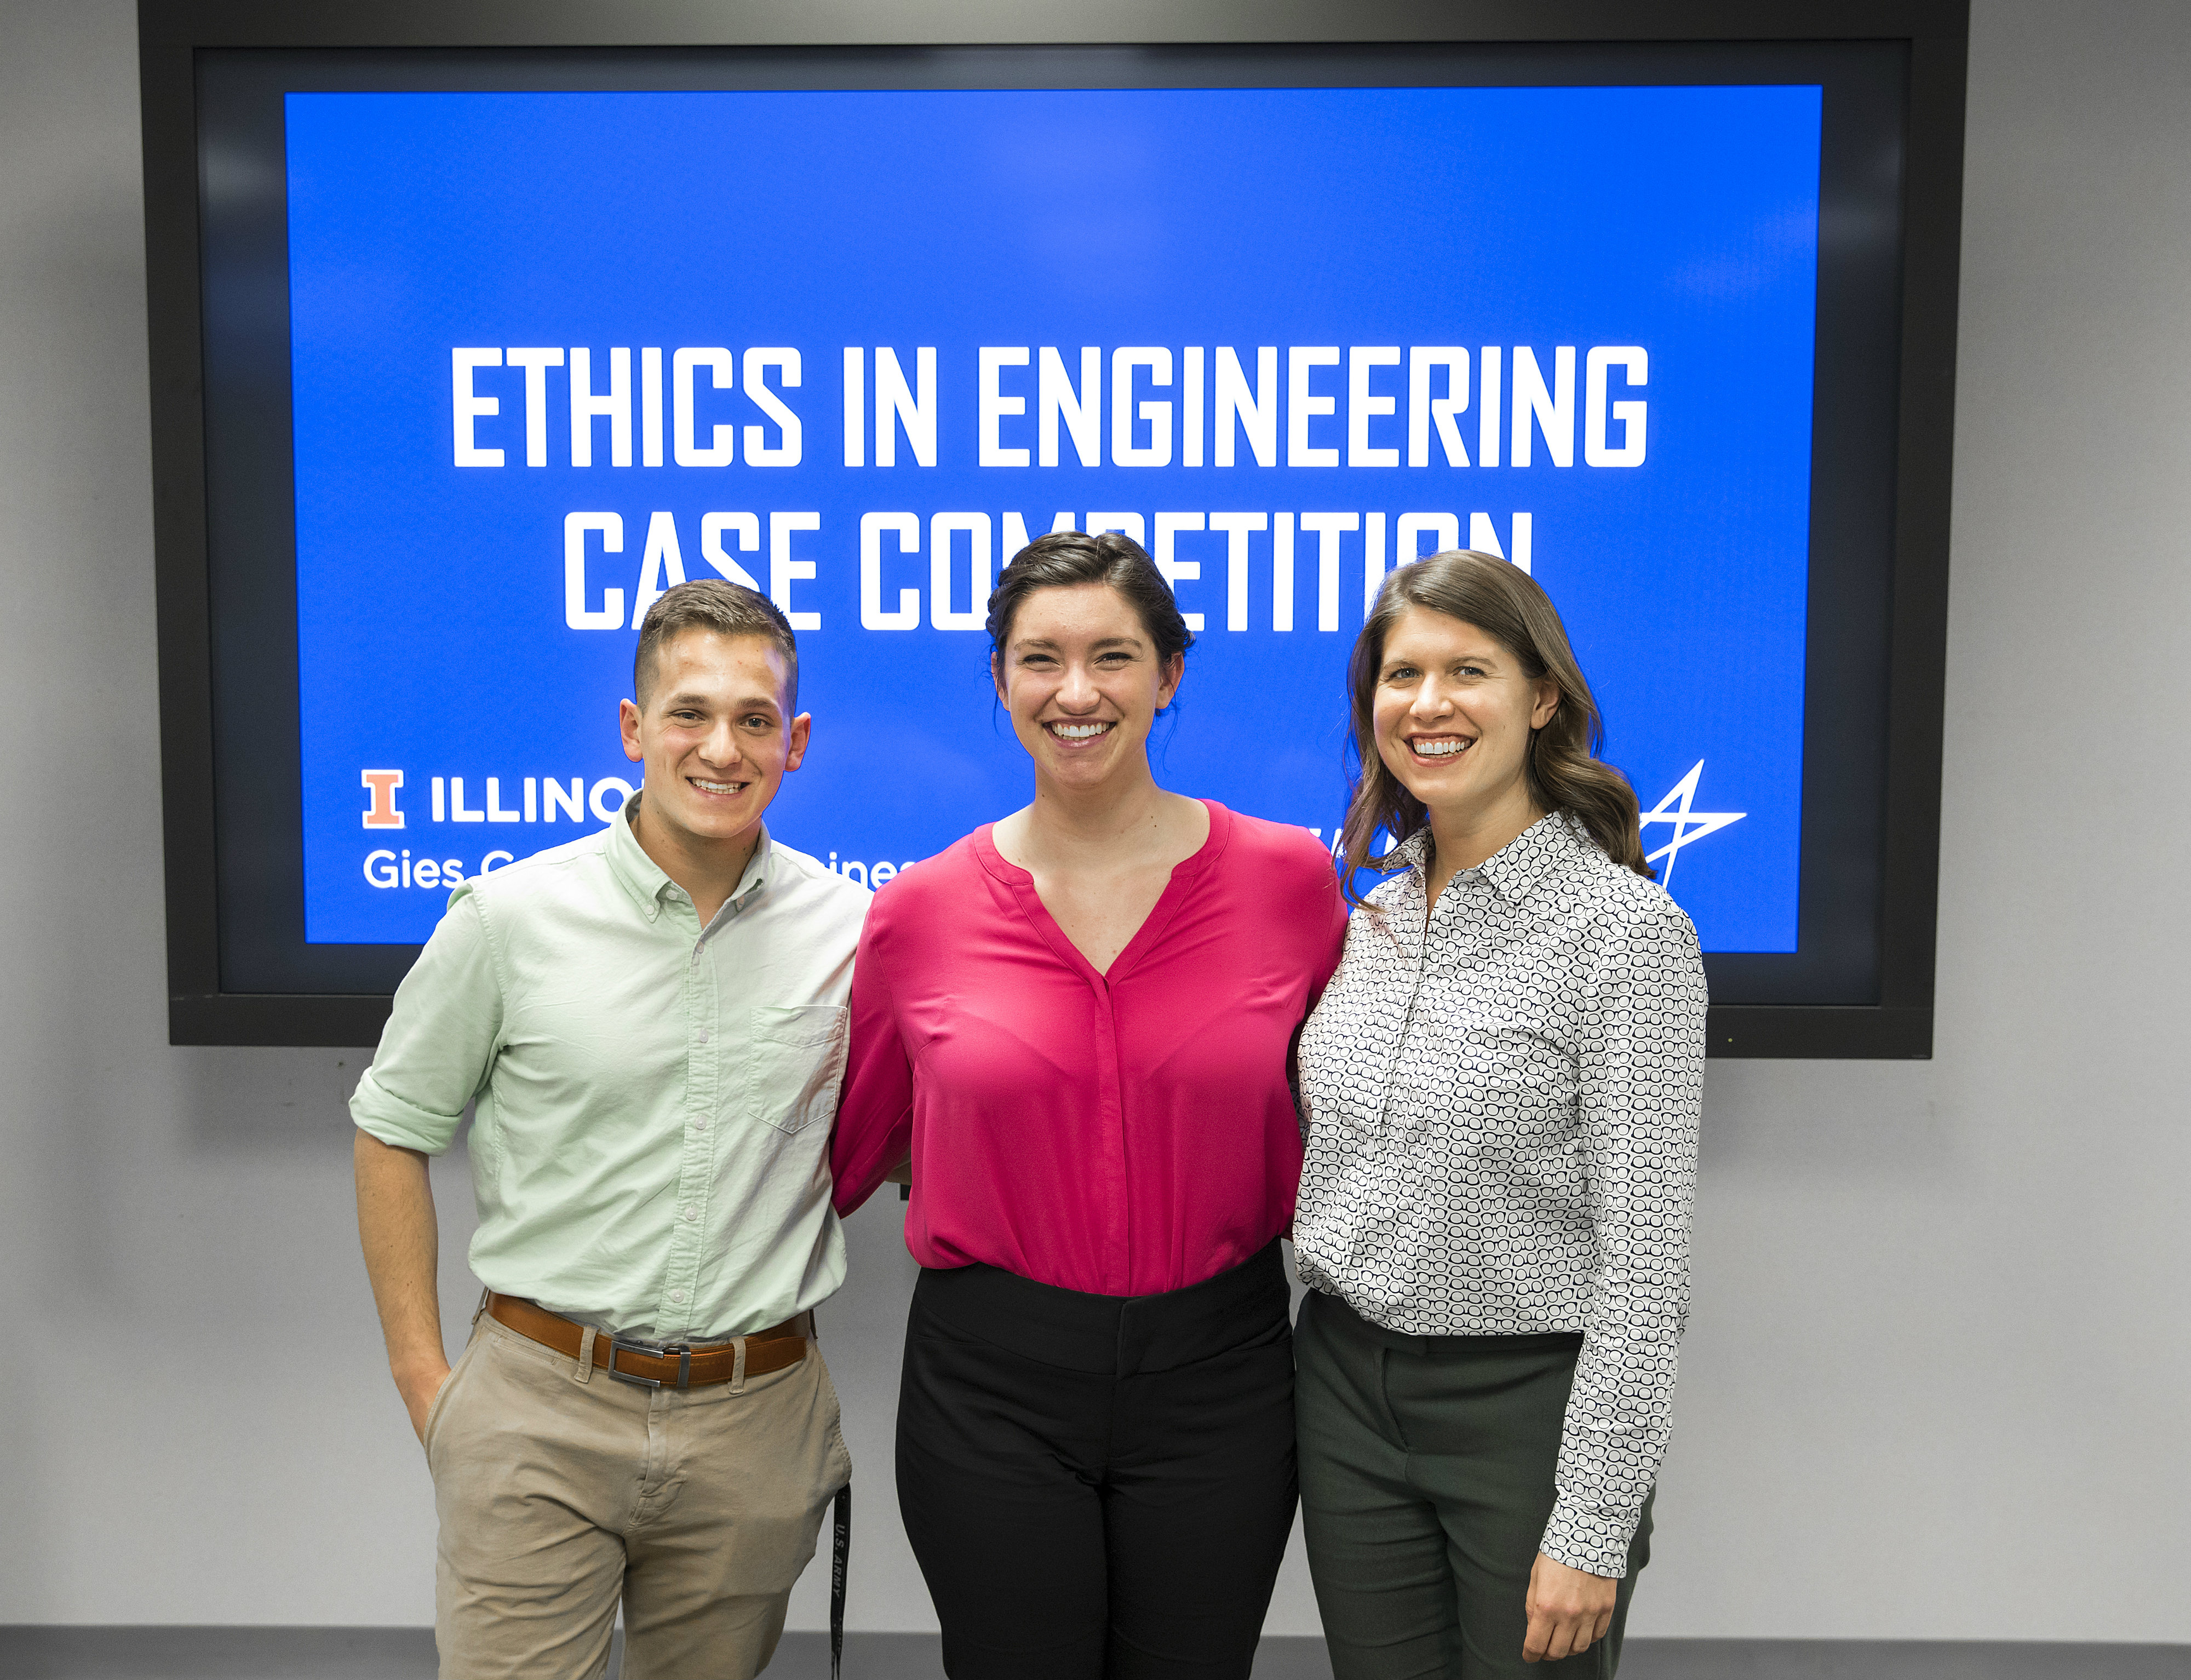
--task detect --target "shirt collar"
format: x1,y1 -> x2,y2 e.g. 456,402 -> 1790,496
1393,827 -> 1435,883
604,790 -> 775,922
1479,811 -> 1579,904
1398,810 -> 1580,907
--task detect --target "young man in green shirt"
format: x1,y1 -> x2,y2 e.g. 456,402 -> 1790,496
353,581 -> 870,1678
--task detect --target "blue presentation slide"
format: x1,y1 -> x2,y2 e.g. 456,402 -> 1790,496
286,83 -> 1820,949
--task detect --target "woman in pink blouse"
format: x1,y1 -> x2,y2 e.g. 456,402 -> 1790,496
831,530 -> 1347,1680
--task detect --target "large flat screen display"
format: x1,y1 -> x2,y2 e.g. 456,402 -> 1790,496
148,12 -> 1964,1052
290,82 -> 1816,950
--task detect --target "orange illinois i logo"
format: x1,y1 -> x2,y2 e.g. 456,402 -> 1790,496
362,769 -> 406,828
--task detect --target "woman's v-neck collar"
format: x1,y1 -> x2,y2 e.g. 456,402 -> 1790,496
974,799 -> 1232,986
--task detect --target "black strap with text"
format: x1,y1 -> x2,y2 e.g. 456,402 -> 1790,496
830,1480 -> 851,1679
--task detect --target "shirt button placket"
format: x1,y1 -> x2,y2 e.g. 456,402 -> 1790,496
668,932 -> 718,1329
1086,977 -> 1131,1297
1377,881 -> 1430,1138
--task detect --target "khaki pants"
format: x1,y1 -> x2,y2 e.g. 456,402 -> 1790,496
425,1310 -> 852,1680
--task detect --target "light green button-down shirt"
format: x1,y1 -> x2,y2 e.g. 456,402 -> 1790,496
351,799 -> 870,1341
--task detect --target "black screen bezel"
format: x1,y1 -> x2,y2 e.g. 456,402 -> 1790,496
144,3 -> 1967,1054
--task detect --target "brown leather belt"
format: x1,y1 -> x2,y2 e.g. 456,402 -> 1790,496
486,1291 -> 810,1390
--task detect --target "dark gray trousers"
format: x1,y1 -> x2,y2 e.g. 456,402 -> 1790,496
1294,1288 -> 1653,1680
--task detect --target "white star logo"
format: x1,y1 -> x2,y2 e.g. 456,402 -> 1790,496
1641,761 -> 1745,886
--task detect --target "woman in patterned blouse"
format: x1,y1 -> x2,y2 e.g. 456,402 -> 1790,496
1291,551 -> 1707,1678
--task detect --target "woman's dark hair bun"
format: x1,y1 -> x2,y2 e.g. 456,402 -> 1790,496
985,530 -> 1195,668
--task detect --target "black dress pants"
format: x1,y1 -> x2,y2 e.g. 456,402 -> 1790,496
896,1243 -> 1298,1680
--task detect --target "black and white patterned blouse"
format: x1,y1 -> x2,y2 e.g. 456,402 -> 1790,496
1294,810 -> 1706,1578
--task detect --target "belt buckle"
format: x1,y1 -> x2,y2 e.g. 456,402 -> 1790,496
607,1337 -> 693,1390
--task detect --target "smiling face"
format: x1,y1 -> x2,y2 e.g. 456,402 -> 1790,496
618,629 -> 809,858
993,582 -> 1183,795
1372,606 -> 1560,832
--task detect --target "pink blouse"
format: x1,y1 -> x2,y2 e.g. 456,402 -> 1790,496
830,801 -> 1349,1298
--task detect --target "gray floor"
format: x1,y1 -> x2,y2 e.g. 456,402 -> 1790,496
1,1630 -> 2187,1679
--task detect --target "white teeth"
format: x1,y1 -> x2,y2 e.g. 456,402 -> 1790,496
1049,722 -> 1111,740
693,778 -> 742,793
1413,738 -> 1469,758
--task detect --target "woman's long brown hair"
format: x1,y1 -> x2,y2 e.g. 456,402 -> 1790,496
1337,551 -> 1651,906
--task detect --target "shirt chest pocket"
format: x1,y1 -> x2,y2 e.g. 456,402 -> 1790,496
1447,1028 -> 1576,1129
743,1005 -> 849,1136
1401,993 -> 1579,1149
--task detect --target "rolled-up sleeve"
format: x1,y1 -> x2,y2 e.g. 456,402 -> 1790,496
350,888 -> 504,1156
1543,893 -> 1707,1578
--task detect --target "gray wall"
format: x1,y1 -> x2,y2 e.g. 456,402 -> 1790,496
1,0 -> 2184,1641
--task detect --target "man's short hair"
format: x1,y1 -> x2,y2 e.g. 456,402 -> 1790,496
633,580 -> 800,712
